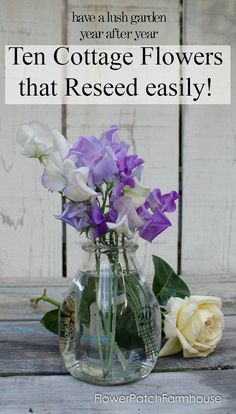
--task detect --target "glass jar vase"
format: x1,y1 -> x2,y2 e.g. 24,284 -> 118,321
59,236 -> 161,385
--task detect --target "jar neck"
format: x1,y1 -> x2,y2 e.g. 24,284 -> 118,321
82,233 -> 138,255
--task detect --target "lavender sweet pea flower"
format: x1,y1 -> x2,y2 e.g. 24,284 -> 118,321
100,125 -> 129,159
56,202 -> 91,231
68,133 -> 119,187
90,156 -> 119,187
146,189 -> 179,213
90,203 -> 108,238
69,135 -> 104,168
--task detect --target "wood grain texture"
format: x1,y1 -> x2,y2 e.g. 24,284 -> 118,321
66,0 -> 180,281
0,0 -> 64,279
0,370 -> 235,414
181,0 -> 236,275
0,314 -> 234,375
0,274 -> 234,321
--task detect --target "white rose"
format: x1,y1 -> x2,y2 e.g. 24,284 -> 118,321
159,295 -> 224,358
16,121 -> 69,160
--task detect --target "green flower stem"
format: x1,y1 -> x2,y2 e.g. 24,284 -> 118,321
101,190 -> 108,213
107,268 -> 118,373
105,276 -> 112,365
93,233 -> 131,377
30,288 -> 60,308
95,278 -> 105,374
95,250 -> 106,376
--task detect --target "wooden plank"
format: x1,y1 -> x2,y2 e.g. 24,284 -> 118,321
66,0 -> 180,282
181,0 -> 236,275
0,370 -> 235,413
0,274 -> 235,321
0,315 -> 234,375
0,0 -> 63,279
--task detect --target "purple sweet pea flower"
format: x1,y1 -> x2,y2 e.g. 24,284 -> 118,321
113,182 -> 126,199
137,189 -> 179,242
146,189 -> 179,213
106,208 -> 118,223
56,202 -> 91,231
111,176 -> 137,204
90,203 -> 108,238
117,155 -> 144,178
138,207 -> 172,242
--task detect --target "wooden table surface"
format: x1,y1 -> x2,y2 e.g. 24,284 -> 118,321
0,274 -> 235,414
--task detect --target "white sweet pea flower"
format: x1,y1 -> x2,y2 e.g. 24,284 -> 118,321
107,196 -> 143,237
16,121 -> 69,160
63,166 -> 98,202
159,295 -> 224,358
123,179 -> 150,208
42,152 -> 67,192
51,129 -> 70,160
107,214 -> 133,237
42,153 -> 97,202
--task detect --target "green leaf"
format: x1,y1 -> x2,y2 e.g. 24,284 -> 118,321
152,256 -> 190,306
40,308 -> 59,335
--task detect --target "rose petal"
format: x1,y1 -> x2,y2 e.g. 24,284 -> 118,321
159,337 -> 182,357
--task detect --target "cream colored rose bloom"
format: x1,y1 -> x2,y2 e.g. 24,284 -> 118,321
159,295 -> 224,358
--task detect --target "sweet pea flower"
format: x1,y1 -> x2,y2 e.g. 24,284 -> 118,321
137,189 -> 179,242
17,122 -> 179,243
63,166 -> 98,202
42,153 -> 98,202
56,202 -> 91,231
100,125 -> 129,159
146,189 -> 179,213
41,152 -> 68,191
69,135 -> 104,168
138,205 -> 172,242
123,179 -> 150,208
68,134 -> 118,187
91,156 -> 118,186
107,196 -> 143,237
16,121 -> 69,160
117,155 -> 144,181
90,203 -> 108,238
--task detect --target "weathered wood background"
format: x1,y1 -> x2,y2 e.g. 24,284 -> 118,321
0,0 -> 235,281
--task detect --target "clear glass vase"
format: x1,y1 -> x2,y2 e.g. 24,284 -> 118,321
59,236 -> 161,385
